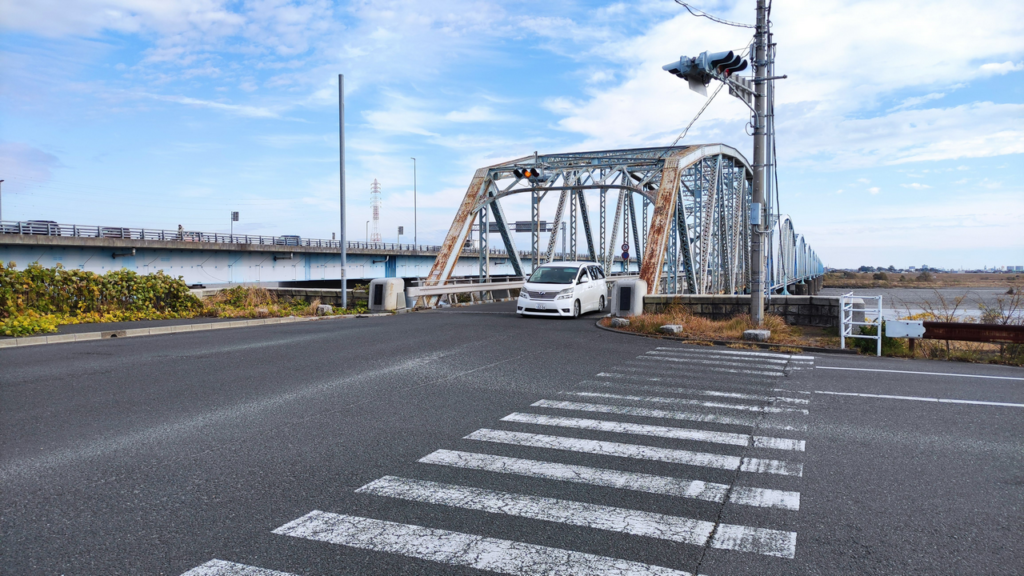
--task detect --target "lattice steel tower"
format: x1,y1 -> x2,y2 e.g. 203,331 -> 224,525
370,179 -> 382,243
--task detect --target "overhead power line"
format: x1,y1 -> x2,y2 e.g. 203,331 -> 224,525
673,1 -> 755,29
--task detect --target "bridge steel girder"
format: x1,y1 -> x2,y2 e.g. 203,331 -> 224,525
428,144 -> 822,301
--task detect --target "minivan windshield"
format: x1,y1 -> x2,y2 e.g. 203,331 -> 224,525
527,266 -> 579,284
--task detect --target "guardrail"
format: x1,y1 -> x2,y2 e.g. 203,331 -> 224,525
920,322 -> 1024,344
1,219 -> 640,262
406,279 -> 525,298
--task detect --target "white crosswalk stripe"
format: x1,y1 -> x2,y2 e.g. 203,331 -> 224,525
180,560 -> 298,576
356,476 -> 798,558
274,511 -> 696,576
466,428 -> 804,476
589,377 -> 809,404
531,398 -> 808,432
654,347 -> 815,363
500,412 -> 805,451
565,390 -> 810,415
419,449 -> 800,510
181,343 -> 810,575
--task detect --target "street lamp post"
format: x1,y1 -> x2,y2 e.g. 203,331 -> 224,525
0,180 -> 4,222
365,220 -> 369,243
338,74 -> 347,310
411,157 -> 417,247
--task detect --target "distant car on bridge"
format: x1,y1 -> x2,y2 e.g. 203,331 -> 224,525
517,261 -> 607,318
276,235 -> 302,246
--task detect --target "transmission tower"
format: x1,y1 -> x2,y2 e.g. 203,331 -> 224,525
370,179 -> 383,243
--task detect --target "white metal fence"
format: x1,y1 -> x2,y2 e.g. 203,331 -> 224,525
840,292 -> 882,356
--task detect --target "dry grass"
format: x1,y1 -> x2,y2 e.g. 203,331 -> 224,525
601,306 -> 822,346
202,286 -> 367,318
823,271 -> 1021,289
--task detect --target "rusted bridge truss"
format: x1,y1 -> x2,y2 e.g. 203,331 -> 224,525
424,144 -> 821,298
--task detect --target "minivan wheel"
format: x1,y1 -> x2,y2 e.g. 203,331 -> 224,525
573,300 -> 581,318
599,295 -> 606,311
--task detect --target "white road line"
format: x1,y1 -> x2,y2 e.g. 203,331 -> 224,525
357,476 -> 797,559
501,412 -> 748,446
616,364 -> 770,382
814,390 -> 1024,408
180,560 -> 298,576
817,366 -> 1024,381
565,391 -> 809,415
588,377 -> 808,404
647,350 -> 792,365
274,511 -> 694,576
531,399 -> 808,432
501,412 -> 804,452
466,429 -> 803,477
636,356 -> 786,376
643,355 -> 805,371
419,449 -> 800,511
655,346 -> 815,362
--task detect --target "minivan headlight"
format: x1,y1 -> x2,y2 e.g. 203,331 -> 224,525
555,288 -> 574,300
520,291 -> 530,300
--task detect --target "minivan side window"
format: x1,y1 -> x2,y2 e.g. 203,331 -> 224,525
578,269 -> 590,283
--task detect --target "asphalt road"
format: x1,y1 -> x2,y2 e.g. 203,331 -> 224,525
2,302 -> 1022,575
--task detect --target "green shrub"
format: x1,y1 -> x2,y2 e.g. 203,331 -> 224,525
0,262 -> 201,336
850,321 -> 908,356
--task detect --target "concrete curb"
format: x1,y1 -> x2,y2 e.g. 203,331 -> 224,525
0,313 -> 395,349
593,319 -> 860,356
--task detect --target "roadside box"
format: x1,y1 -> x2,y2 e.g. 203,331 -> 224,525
369,278 -> 406,311
611,278 -> 646,317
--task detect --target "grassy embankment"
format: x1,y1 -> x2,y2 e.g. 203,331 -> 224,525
1,262 -> 367,337
823,270 -> 1022,289
601,287 -> 1024,366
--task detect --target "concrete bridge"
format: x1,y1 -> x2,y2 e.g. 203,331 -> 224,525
0,221 -> 636,286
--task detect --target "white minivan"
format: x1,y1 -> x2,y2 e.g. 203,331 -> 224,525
517,261 -> 608,318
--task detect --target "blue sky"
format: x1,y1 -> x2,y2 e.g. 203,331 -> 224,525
1,0 -> 1022,269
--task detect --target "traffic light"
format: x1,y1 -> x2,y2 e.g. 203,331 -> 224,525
662,56 -> 711,96
513,167 -> 549,182
664,50 -> 750,97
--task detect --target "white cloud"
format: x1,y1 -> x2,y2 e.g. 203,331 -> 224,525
868,187 -> 880,194
901,183 -> 931,189
889,92 -> 944,112
979,61 -> 1024,75
0,142 -> 62,192
444,106 -> 507,123
142,92 -> 281,118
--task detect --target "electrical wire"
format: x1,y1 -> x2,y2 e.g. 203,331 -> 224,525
673,1 -> 755,29
670,82 -> 725,147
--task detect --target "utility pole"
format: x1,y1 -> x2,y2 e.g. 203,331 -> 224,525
411,157 -> 417,247
0,180 -> 4,222
339,74 -> 347,310
750,0 -> 767,325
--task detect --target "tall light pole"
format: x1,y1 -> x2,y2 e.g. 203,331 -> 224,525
750,0 -> 767,325
0,180 -> 4,222
339,74 -> 347,310
411,157 -> 417,247
365,220 -> 369,243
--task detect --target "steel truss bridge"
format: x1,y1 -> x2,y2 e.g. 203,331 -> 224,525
426,144 -> 822,295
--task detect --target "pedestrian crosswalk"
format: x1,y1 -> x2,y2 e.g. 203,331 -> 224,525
181,344 -> 814,575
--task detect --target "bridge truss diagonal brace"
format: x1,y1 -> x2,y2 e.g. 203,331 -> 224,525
638,150 -> 689,294
423,165 -> 524,306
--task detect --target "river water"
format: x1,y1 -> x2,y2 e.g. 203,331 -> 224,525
818,287 -> 1018,321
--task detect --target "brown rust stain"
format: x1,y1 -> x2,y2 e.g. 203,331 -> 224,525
639,149 -> 689,293
425,167 -> 489,288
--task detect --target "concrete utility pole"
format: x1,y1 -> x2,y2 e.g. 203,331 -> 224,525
339,74 -> 347,309
750,0 -> 767,325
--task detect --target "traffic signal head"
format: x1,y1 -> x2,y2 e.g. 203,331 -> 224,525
663,56 -> 710,96
697,50 -> 748,77
520,167 -> 547,182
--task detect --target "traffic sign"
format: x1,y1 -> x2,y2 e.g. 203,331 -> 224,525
622,251 -> 630,259
621,243 -> 629,251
